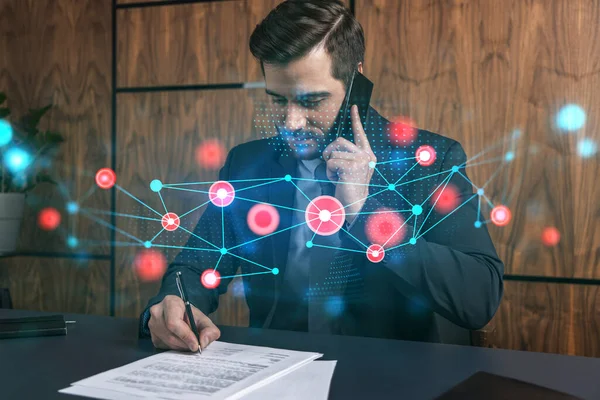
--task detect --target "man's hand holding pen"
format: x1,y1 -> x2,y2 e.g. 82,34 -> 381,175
148,295 -> 220,353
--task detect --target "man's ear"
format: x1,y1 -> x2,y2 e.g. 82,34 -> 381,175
357,62 -> 364,74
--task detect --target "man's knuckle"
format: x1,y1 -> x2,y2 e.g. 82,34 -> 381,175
149,305 -> 161,318
165,320 -> 178,332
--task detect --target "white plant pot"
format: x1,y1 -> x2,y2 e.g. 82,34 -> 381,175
0,193 -> 25,254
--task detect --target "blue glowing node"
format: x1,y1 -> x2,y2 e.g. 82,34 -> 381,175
66,201 -> 79,214
412,205 -> 423,216
409,238 -> 417,245
577,138 -> 598,158
144,241 -> 152,248
474,221 -> 482,228
284,174 -> 292,182
67,236 -> 79,248
388,183 -> 396,191
477,188 -> 484,196
505,151 -> 515,162
306,241 -> 313,248
556,104 -> 586,132
0,119 -> 13,146
451,165 -> 459,173
220,247 -> 227,255
150,179 -> 163,192
272,268 -> 279,275
3,147 -> 31,173
368,161 -> 376,168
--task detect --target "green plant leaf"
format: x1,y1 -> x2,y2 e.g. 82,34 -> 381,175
36,173 -> 57,185
0,94 -> 63,193
20,104 -> 52,138
44,131 -> 65,144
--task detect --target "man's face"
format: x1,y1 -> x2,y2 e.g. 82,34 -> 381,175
264,47 -> 347,160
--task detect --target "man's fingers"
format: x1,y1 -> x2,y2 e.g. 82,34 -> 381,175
191,305 -> 221,350
152,332 -> 190,351
351,105 -> 372,153
199,326 -> 221,350
327,151 -> 369,162
164,302 -> 199,352
322,137 -> 359,160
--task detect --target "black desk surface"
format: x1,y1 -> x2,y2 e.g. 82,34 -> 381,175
1,309 -> 599,399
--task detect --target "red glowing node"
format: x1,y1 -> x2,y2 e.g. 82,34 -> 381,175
247,203 -> 280,236
366,244 -> 385,263
38,207 -> 61,231
134,249 -> 167,282
388,116 -> 418,146
491,205 -> 511,227
209,181 -> 235,207
416,145 -> 437,167
305,195 -> 346,236
161,212 -> 180,231
196,139 -> 226,171
365,208 -> 407,247
541,226 -> 561,247
431,183 -> 460,214
95,168 -> 116,189
201,269 -> 221,289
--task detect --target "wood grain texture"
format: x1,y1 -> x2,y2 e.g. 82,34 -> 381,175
0,0 -> 112,255
0,256 -> 110,315
114,88 -> 271,323
116,0 -> 349,87
117,0 -> 279,87
357,0 -> 600,278
490,281 -> 600,357
117,0 -> 166,4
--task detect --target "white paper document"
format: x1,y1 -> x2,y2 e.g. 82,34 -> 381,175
59,341 -> 324,400
60,360 -> 337,400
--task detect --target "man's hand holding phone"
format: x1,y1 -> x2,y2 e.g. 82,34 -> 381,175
322,104 -> 377,224
148,295 -> 221,352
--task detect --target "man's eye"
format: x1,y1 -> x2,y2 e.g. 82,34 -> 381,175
299,100 -> 322,109
271,98 -> 287,106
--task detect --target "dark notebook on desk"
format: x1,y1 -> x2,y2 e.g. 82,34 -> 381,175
435,371 -> 582,400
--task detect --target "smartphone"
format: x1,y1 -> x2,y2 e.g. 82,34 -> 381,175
334,69 -> 374,142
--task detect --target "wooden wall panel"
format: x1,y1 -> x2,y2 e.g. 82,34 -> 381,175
357,0 -> 600,279
118,0 -> 164,4
0,256 -> 110,315
0,0 -> 112,255
116,0 -> 281,87
114,88 -> 270,324
116,0 -> 349,87
490,281 -> 600,357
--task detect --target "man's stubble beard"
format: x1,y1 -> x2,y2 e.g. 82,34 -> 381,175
286,125 -> 338,161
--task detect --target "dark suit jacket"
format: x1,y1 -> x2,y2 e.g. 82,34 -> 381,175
141,107 -> 504,343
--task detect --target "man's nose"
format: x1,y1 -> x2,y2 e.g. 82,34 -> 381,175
283,104 -> 307,131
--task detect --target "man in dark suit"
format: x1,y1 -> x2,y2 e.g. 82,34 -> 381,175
140,0 -> 504,352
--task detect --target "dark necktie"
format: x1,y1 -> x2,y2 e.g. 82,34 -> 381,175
315,162 -> 336,196
307,162 -> 356,334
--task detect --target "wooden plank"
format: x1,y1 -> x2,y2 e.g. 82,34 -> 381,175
117,0 -> 281,87
114,88 -> 270,323
0,256 -> 110,315
489,281 -> 600,357
117,0 -> 350,87
117,0 -> 164,4
0,0 -> 112,255
357,0 -> 600,278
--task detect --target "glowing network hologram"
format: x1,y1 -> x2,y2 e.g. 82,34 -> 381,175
52,131 -> 525,289
24,122 -> 541,290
